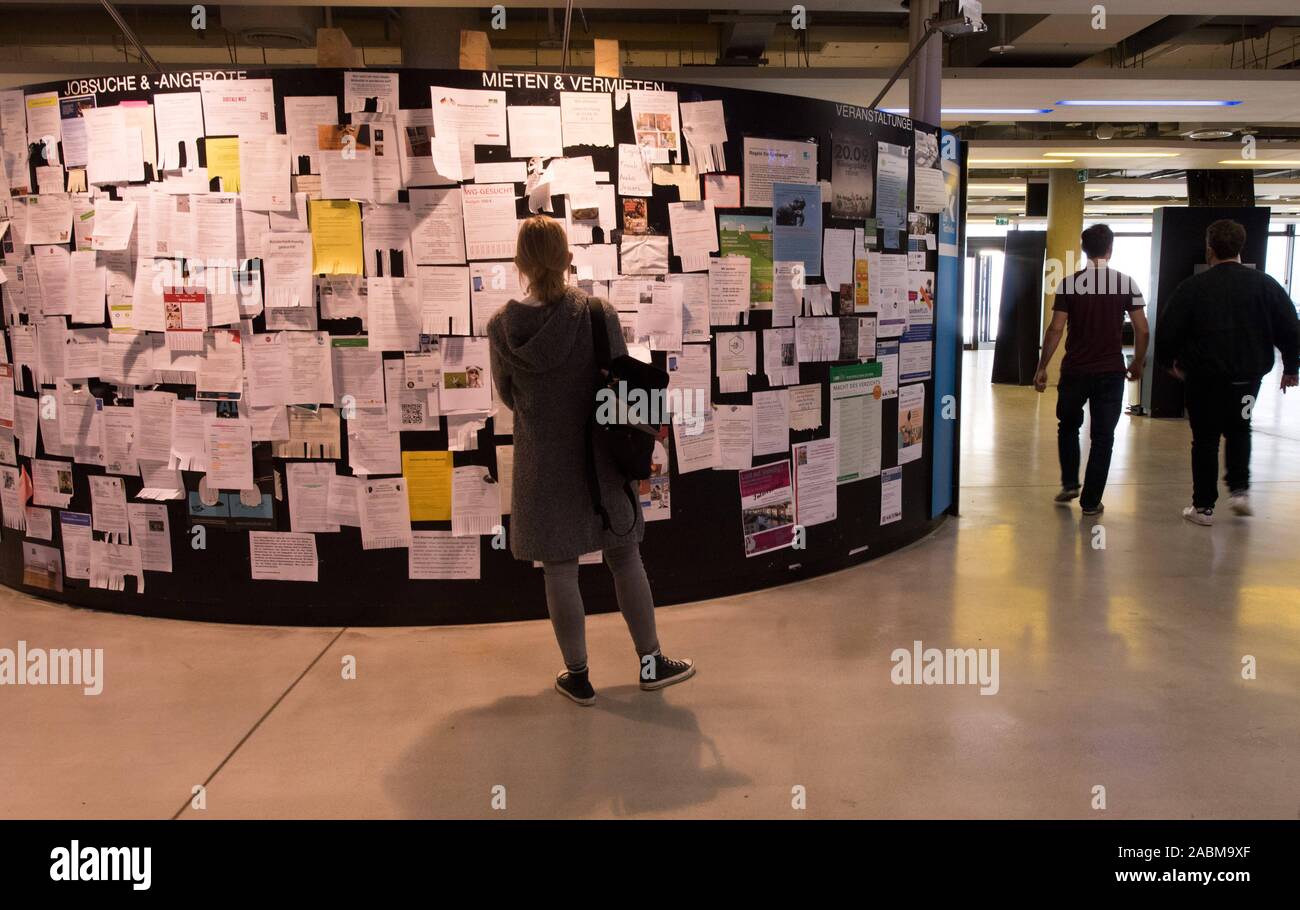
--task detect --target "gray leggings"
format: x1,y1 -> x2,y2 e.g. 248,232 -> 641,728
541,543 -> 660,671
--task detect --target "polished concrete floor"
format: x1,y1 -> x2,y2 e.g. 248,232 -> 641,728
2,350 -> 1297,819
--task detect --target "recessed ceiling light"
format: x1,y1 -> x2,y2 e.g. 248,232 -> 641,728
1055,100 -> 1242,107
1043,152 -> 1179,159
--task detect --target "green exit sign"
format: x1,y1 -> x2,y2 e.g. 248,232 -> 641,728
1076,169 -> 1089,184
995,216 -> 1009,225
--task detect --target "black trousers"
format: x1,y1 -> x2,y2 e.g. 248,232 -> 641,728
1183,374 -> 1262,510
1056,371 -> 1125,509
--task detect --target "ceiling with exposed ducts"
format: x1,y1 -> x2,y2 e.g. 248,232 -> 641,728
2,1 -> 1298,218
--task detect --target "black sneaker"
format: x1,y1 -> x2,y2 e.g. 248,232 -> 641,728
555,669 -> 596,706
1080,503 -> 1104,516
1054,487 -> 1080,504
639,653 -> 696,691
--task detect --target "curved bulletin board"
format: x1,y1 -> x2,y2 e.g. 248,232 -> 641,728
0,67 -> 958,626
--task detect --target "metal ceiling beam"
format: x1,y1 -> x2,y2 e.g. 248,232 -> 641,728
98,0 -> 163,72
1115,16 -> 1216,62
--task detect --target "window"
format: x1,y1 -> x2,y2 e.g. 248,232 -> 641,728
1108,235 -> 1154,297
1264,236 -> 1289,294
1291,234 -> 1300,313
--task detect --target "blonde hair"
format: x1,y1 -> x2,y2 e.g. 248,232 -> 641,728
514,215 -> 571,304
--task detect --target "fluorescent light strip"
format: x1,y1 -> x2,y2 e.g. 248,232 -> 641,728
1043,151 -> 1179,159
1215,160 -> 1300,167
969,158 -> 1075,165
881,107 -> 1054,115
1055,99 -> 1241,107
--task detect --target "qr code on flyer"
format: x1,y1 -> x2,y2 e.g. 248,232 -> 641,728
400,404 -> 423,425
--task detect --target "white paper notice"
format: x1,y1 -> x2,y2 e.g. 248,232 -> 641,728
560,92 -> 614,148
419,265 -> 471,336
239,134 -> 292,211
249,531 -> 319,581
714,404 -> 753,470
468,261 -> 520,336
287,461 -> 340,533
344,71 -> 399,114
153,91 -> 205,171
618,143 -> 653,197
709,256 -> 750,324
792,436 -> 838,526
451,465 -> 502,537
752,389 -> 790,457
358,477 -> 413,550
461,183 -> 518,260
743,137 -> 818,207
507,105 -> 564,158
881,466 -> 902,524
89,474 -> 129,534
409,531 -> 480,580
200,79 -> 276,136
205,417 -> 254,490
127,502 -> 173,573
264,233 -> 313,308
672,409 -> 718,474
409,188 -> 466,265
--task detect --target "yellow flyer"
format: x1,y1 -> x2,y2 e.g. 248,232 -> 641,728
402,450 -> 453,521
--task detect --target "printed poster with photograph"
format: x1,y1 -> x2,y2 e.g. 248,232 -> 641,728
628,90 -> 681,159
439,337 -> 491,412
622,197 -> 649,234
831,130 -> 875,219
738,460 -> 796,557
639,425 -> 671,522
897,383 -> 925,464
22,541 -> 64,593
719,214 -> 773,305
771,182 -> 822,279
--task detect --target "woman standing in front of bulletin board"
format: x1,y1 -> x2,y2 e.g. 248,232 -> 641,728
487,216 -> 696,706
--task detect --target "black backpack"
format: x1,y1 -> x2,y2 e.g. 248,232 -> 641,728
585,297 -> 670,534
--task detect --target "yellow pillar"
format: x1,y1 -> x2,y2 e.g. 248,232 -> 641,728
1042,169 -> 1085,382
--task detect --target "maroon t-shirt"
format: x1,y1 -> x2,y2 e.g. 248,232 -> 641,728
1052,265 -> 1145,375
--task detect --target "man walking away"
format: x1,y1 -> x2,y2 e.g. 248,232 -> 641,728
1034,224 -> 1150,517
1155,219 -> 1300,526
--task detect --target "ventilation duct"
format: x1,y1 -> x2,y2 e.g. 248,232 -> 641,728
219,6 -> 325,48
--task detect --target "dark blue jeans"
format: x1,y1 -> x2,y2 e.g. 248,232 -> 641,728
1056,371 -> 1125,509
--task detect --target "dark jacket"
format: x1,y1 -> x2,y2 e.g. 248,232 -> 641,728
486,287 -> 644,563
1155,262 -> 1300,381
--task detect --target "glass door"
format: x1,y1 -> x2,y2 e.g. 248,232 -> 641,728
964,238 -> 1005,349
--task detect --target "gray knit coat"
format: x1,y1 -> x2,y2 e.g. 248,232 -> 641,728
487,286 -> 645,563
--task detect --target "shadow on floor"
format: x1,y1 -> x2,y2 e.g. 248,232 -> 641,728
384,684 -> 750,818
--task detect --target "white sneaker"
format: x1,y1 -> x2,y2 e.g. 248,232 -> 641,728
1229,492 -> 1253,516
1182,506 -> 1214,526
